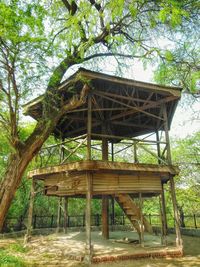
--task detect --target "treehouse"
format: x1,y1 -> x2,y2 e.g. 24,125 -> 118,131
24,68 -> 183,263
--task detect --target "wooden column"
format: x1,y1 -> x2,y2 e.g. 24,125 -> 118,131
134,141 -> 138,163
170,176 -> 182,247
156,130 -> 161,164
84,91 -> 93,263
87,92 -> 92,160
63,197 -> 68,233
84,172 -> 93,263
111,142 -> 115,227
163,104 -> 182,247
160,182 -> 167,244
24,179 -> 36,243
139,193 -> 144,247
56,197 -> 62,233
102,133 -> 109,239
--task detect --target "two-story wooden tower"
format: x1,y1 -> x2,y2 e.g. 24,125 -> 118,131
24,68 -> 182,263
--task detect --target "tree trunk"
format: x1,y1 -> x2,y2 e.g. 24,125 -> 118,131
0,84 -> 88,232
0,121 -> 54,232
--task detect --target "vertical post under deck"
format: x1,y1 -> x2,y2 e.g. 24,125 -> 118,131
84,172 -> 92,263
102,135 -> 109,239
24,179 -> 36,243
56,197 -> 62,233
163,104 -> 182,248
160,182 -> 167,244
84,91 -> 93,263
63,197 -> 68,233
139,193 -> 144,247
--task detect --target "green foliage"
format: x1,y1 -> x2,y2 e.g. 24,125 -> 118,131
0,249 -> 26,267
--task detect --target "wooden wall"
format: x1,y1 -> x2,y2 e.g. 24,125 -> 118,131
44,171 -> 162,196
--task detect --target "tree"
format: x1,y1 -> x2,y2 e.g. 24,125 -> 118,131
0,0 -> 199,231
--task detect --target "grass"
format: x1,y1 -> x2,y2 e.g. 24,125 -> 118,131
0,248 -> 26,267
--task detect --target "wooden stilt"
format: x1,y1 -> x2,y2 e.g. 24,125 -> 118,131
63,197 -> 68,233
111,197 -> 115,226
170,176 -> 183,247
159,194 -> 167,245
102,133 -> 109,239
84,172 -> 93,263
24,179 -> 35,243
102,196 -> 109,239
161,182 -> 167,245
56,197 -> 62,233
163,104 -> 182,248
139,193 -> 144,247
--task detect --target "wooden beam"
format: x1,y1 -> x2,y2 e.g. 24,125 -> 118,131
111,120 -> 154,130
94,91 -> 164,121
109,95 -> 177,122
94,90 -> 155,104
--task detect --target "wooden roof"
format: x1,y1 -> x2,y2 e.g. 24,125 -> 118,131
24,68 -> 182,140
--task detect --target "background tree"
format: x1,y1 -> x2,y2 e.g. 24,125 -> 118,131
0,0 -> 199,231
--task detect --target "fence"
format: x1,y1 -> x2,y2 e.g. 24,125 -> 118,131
3,213 -> 200,233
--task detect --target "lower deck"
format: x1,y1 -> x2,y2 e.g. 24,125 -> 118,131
28,160 -> 179,197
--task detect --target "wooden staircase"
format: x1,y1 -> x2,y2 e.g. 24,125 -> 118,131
115,194 -> 153,234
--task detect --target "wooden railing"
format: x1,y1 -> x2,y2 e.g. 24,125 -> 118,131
34,131 -> 169,168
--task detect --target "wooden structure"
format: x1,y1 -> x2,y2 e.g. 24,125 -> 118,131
24,68 -> 183,262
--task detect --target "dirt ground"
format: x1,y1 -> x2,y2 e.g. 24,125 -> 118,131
0,231 -> 200,266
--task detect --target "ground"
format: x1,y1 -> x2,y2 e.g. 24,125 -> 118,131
0,231 -> 199,266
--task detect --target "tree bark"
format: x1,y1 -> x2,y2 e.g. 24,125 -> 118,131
0,84 -> 88,231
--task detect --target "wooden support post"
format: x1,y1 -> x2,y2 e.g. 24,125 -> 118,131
111,197 -> 115,226
156,131 -> 161,164
56,197 -> 62,233
139,193 -> 144,247
102,133 -> 109,239
24,179 -> 35,244
134,141 -> 138,163
111,142 -> 114,162
170,176 -> 183,247
163,105 -> 172,164
63,197 -> 68,233
161,182 -> 168,245
84,172 -> 93,263
163,104 -> 182,248
87,92 -> 92,160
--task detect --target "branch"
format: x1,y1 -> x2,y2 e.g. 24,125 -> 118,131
61,0 -> 77,15
84,52 -> 146,61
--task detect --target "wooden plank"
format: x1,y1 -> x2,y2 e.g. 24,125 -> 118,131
28,160 -> 179,178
